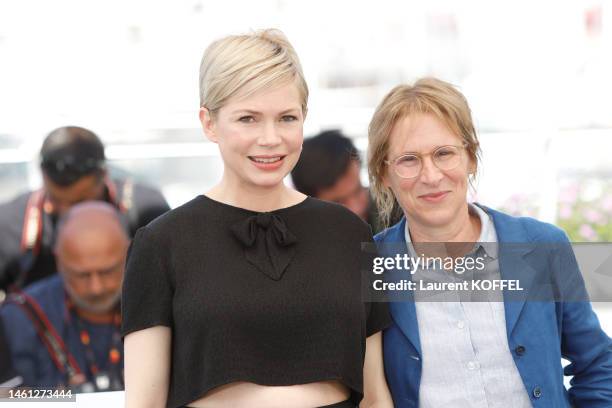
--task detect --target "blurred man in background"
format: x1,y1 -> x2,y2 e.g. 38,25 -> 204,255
291,129 -> 394,233
0,126 -> 170,292
0,202 -> 127,391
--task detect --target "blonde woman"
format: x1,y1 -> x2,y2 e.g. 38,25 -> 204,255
368,78 -> 612,407
121,30 -> 393,408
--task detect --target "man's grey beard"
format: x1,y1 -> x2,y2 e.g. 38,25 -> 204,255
65,284 -> 121,314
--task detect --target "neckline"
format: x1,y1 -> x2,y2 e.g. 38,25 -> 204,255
404,203 -> 484,244
198,194 -> 311,215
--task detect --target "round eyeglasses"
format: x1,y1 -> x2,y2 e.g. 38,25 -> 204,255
385,144 -> 467,179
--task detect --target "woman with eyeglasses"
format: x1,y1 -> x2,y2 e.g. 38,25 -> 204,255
368,77 -> 612,407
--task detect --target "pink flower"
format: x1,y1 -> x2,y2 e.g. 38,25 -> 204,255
503,194 -> 532,216
559,204 -> 573,219
578,224 -> 597,241
602,194 -> 612,212
583,209 -> 603,224
559,185 -> 579,204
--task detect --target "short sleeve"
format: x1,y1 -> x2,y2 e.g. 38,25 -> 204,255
121,226 -> 173,337
365,301 -> 392,337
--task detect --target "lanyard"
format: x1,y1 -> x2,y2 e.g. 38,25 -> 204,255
64,295 -> 122,379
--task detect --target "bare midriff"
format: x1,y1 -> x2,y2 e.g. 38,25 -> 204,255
186,380 -> 351,407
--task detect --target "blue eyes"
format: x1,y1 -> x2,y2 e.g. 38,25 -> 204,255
237,115 -> 298,123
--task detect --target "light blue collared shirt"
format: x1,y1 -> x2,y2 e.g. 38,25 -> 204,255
405,204 -> 532,408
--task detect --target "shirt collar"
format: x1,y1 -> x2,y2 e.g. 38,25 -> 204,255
404,203 -> 499,260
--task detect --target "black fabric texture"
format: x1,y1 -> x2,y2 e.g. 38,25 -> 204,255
121,195 -> 391,408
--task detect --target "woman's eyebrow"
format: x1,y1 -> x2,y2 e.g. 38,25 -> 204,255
231,107 -> 300,115
230,109 -> 260,115
278,108 -> 300,114
397,145 -> 452,155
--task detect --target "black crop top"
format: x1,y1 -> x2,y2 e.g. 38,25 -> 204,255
121,195 -> 391,408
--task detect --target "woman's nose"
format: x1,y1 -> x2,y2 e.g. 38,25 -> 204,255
419,156 -> 444,185
257,122 -> 282,146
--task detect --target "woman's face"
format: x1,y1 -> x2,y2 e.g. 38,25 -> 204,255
384,112 -> 474,230
201,82 -> 304,190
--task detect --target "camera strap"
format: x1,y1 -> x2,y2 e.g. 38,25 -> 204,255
15,190 -> 45,289
5,290 -> 83,382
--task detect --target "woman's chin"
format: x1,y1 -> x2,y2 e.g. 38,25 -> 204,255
410,206 -> 458,228
247,174 -> 287,189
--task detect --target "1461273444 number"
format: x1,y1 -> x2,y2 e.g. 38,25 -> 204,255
8,388 -> 73,400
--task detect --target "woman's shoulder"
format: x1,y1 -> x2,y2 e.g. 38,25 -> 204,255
135,195 -> 209,238
479,204 -> 569,243
373,217 -> 405,243
300,197 -> 372,235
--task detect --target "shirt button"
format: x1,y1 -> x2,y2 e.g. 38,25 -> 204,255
533,386 -> 542,398
515,345 -> 526,356
457,320 -> 466,329
467,361 -> 479,370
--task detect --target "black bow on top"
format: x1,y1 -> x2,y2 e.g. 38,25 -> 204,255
230,213 -> 297,281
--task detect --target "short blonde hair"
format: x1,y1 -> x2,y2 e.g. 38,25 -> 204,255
199,29 -> 308,115
368,77 -> 481,228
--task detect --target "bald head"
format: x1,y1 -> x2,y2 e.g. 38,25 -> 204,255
56,201 -> 128,251
55,202 -> 128,314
